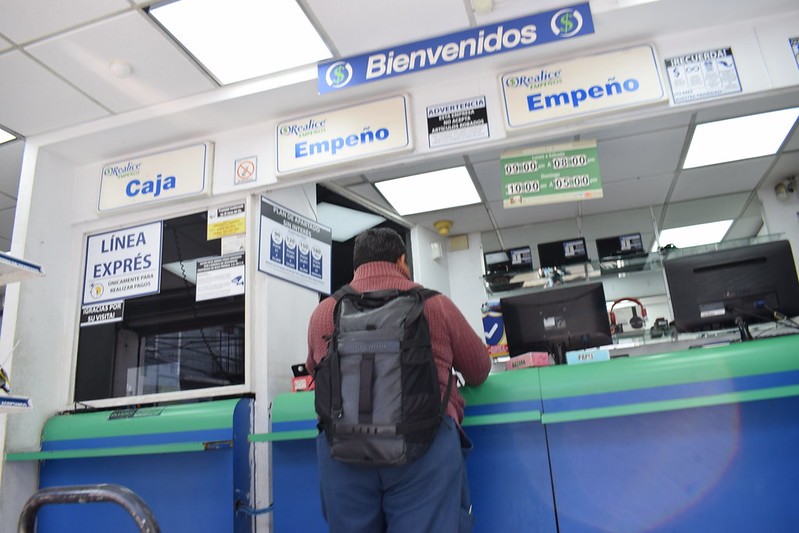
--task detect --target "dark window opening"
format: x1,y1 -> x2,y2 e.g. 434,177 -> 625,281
75,212 -> 245,402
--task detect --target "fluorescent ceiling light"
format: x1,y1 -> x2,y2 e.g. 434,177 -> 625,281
683,107 -> 799,169
150,0 -> 331,85
653,220 -> 733,251
317,202 -> 385,242
590,0 -> 660,14
0,127 -> 15,145
375,167 -> 481,216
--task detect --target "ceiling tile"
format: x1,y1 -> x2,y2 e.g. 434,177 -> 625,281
26,11 -> 216,114
0,194 -> 15,212
579,173 -> 673,215
0,35 -> 12,52
670,157 -> 773,203
0,206 -> 16,244
0,0 -> 129,44
0,51 -> 109,135
661,192 -> 752,229
597,128 -> 687,183
345,183 -> 393,211
726,215 -> 764,240
304,0 -> 471,56
488,199 -> 580,229
405,203 -> 494,236
0,140 -> 24,198
781,129 -> 799,152
472,159 -> 503,202
763,151 -> 799,188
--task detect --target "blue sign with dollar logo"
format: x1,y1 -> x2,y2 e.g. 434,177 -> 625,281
317,3 -> 593,94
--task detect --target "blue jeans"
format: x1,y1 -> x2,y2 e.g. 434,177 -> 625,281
316,416 -> 474,533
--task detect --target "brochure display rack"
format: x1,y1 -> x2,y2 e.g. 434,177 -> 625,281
0,251 -> 44,413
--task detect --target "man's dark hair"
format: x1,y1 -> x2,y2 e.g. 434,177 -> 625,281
353,228 -> 407,269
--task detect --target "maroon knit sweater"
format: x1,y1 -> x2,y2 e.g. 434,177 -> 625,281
306,261 -> 491,423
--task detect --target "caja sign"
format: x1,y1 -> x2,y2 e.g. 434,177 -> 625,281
98,142 -> 213,212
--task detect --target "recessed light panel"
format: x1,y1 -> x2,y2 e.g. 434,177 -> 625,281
683,107 -> 799,169
0,127 -> 16,145
375,167 -> 481,216
150,0 -> 331,85
317,203 -> 384,242
654,220 -> 733,251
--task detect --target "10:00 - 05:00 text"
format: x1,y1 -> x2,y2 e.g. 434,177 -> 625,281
506,174 -> 590,196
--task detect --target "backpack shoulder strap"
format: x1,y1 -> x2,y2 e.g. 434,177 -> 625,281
331,284 -> 357,302
327,284 -> 359,420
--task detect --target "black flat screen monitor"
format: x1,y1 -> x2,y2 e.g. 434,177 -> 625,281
484,250 -> 510,275
596,233 -> 645,260
538,238 -> 588,269
508,246 -> 533,272
500,282 -> 612,364
664,240 -> 799,338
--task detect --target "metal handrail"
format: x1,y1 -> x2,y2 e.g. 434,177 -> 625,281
17,483 -> 160,533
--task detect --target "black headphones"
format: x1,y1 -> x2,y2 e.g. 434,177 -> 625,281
609,298 -> 647,332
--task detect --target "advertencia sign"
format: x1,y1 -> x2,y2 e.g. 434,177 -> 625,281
98,143 -> 213,212
82,221 -> 162,305
317,3 -> 594,94
501,140 -> 602,208
276,96 -> 411,175
258,197 -> 332,295
501,45 -> 665,129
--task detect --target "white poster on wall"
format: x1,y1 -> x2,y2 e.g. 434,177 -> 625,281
665,48 -> 742,104
196,252 -> 245,302
82,221 -> 162,305
275,95 -> 411,175
427,96 -> 490,148
501,45 -> 665,130
258,197 -> 332,295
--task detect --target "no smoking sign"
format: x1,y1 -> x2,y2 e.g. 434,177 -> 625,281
235,156 -> 257,185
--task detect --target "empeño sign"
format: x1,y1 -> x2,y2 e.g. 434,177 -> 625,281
501,45 -> 666,129
276,95 -> 411,175
98,143 -> 213,212
317,3 -> 594,94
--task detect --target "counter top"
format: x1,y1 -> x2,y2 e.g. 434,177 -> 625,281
254,334 -> 799,441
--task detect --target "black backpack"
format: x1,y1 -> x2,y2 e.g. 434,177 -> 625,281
313,285 -> 452,466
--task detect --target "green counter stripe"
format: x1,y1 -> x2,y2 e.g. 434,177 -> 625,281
539,336 -> 799,400
249,429 -> 317,442
5,441 -> 207,461
540,384 -> 799,424
270,392 -> 315,423
462,410 -> 541,427
42,399 -> 240,441
460,367 -> 542,406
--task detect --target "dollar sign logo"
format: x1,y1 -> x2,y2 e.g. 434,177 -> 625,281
559,13 -> 574,33
332,65 -> 346,84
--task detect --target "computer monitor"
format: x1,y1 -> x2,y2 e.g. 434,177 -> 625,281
484,250 -> 510,275
664,240 -> 799,339
596,233 -> 645,260
537,238 -> 588,269
508,246 -> 533,272
500,282 -> 612,364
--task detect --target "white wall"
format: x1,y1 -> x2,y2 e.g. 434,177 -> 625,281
446,233 -> 489,340
758,184 -> 799,271
410,226 -> 451,295
252,185 -> 321,532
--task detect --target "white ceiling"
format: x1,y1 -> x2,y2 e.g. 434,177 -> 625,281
0,0 -> 798,254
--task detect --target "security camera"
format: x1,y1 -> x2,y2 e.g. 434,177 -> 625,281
786,176 -> 797,194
